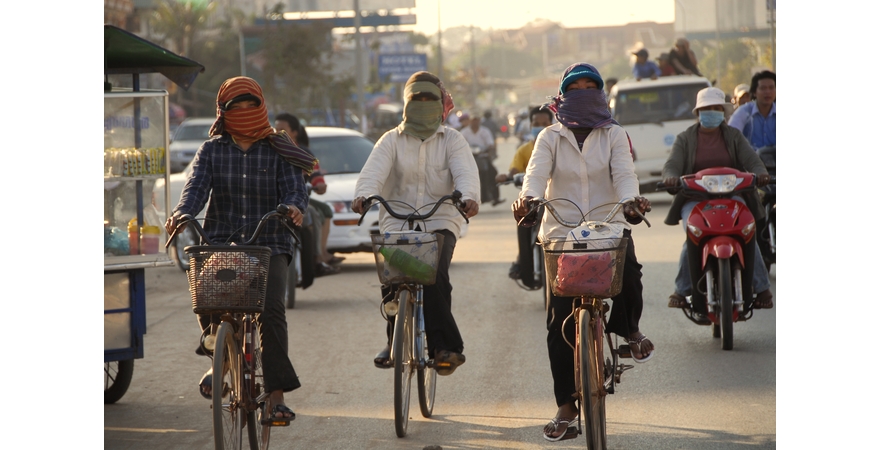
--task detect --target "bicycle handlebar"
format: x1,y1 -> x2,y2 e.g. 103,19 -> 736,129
357,190 -> 469,227
525,197 -> 651,228
164,204 -> 299,249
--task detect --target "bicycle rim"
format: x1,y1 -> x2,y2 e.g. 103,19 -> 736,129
578,308 -> 607,450
248,321 -> 267,450
416,297 -> 436,418
213,322 -> 245,450
392,289 -> 413,437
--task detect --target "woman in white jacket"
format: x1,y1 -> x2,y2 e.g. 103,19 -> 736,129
512,63 -> 654,441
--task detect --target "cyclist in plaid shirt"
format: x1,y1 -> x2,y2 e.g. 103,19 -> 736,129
167,77 -> 313,423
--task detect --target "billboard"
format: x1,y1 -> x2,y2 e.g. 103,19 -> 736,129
288,0 -> 415,11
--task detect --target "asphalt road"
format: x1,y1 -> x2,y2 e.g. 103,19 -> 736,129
104,137 -> 776,449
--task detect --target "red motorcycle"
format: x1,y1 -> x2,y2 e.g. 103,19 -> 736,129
660,167 -> 765,350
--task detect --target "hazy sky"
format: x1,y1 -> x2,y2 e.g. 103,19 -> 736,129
408,0 -> 675,34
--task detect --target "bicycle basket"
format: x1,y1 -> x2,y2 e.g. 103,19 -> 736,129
370,231 -> 442,285
542,236 -> 628,298
185,245 -> 271,314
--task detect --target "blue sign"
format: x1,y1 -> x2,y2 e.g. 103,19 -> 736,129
378,53 -> 427,83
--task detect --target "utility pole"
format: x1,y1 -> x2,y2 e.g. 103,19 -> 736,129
354,0 -> 366,134
470,25 -> 478,109
437,2 -> 443,79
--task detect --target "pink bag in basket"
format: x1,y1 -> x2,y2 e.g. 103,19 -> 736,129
554,250 -> 615,297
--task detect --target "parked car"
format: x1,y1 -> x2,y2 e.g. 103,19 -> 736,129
168,117 -> 214,173
296,108 -> 361,130
608,75 -> 712,192
367,103 -> 403,142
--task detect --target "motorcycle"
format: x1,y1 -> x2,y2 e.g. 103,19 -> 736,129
498,173 -> 547,302
658,167 -> 768,350
756,146 -> 776,272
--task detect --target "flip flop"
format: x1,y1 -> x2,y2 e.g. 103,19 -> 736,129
198,369 -> 212,400
543,417 -> 578,442
628,334 -> 655,364
667,293 -> 688,308
261,404 -> 295,426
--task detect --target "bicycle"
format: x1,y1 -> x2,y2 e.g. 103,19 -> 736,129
166,205 -> 298,450
523,197 -> 649,449
355,190 -> 469,438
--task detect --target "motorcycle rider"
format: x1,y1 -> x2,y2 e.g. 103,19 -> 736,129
495,105 -> 553,282
461,113 -> 504,206
662,87 -> 773,317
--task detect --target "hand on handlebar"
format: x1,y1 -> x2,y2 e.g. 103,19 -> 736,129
512,196 -> 534,217
352,196 -> 367,215
756,173 -> 771,187
461,199 -> 479,218
663,176 -> 680,187
624,196 -> 652,218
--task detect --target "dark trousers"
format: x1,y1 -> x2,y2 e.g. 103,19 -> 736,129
546,232 -> 643,407
516,222 -> 540,288
199,254 -> 300,393
381,229 -> 463,357
476,156 -> 500,203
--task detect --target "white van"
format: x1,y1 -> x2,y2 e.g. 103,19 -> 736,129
609,75 -> 712,191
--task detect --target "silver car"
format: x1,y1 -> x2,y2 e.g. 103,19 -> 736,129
168,117 -> 214,173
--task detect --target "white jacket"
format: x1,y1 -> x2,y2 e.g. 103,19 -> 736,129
520,123 -> 640,240
355,125 -> 480,237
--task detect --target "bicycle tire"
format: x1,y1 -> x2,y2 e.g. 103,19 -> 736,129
392,289 -> 413,437
213,322 -> 246,450
719,259 -> 734,351
416,296 -> 436,418
104,359 -> 134,404
248,322 -> 266,450
578,308 -> 607,450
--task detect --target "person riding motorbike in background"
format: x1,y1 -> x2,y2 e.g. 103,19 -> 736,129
495,105 -> 553,283
461,113 -> 504,206
662,87 -> 773,318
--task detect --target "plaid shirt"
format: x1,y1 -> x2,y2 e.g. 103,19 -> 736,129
173,135 -> 308,256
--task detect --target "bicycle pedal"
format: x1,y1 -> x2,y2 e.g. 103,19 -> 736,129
617,344 -> 632,359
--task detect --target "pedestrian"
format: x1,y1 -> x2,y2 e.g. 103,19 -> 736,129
657,52 -> 676,76
166,76 -> 314,423
511,63 -> 654,441
352,71 -> 481,376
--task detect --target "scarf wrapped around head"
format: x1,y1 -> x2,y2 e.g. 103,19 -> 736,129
400,71 -> 454,140
209,77 -> 317,174
548,63 -> 618,129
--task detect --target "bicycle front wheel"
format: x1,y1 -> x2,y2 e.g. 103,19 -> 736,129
392,289 -> 414,437
213,322 -> 246,450
578,308 -> 607,450
416,297 -> 436,418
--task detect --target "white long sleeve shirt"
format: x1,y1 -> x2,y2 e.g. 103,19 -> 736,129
459,125 -> 495,151
355,125 -> 480,237
520,123 -> 640,240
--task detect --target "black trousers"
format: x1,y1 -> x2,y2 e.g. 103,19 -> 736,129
381,229 -> 463,357
546,232 -> 643,407
199,254 -> 300,393
476,156 -> 500,203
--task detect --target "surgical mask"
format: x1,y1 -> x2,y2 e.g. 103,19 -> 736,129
699,110 -> 725,128
531,126 -> 544,140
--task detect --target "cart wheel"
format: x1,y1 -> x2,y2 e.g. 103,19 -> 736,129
104,359 -> 134,404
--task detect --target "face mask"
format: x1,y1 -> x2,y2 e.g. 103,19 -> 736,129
699,110 -> 725,128
531,126 -> 545,140
401,101 -> 442,140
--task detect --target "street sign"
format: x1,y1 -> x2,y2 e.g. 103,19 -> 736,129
377,53 -> 427,83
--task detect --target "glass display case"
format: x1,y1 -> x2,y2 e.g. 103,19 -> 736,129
103,88 -> 174,270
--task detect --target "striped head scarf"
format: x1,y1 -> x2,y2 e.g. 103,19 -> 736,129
209,77 -> 317,174
548,63 -> 618,129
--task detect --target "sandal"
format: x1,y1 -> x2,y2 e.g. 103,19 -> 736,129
433,350 -> 466,376
543,417 -> 579,441
261,403 -> 295,426
373,345 -> 392,369
753,289 -> 774,309
198,368 -> 212,400
627,334 -> 655,363
668,293 -> 688,308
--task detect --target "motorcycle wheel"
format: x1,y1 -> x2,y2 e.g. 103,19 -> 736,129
718,258 -> 734,350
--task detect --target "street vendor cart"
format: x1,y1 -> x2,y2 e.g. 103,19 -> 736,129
104,24 -> 204,404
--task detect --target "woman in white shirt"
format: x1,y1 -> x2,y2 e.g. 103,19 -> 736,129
512,63 -> 654,441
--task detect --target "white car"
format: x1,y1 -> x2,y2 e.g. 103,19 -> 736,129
608,75 -> 712,192
168,117 -> 214,173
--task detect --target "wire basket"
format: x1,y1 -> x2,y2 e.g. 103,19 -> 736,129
542,237 -> 628,298
370,231 -> 442,285
185,245 -> 271,314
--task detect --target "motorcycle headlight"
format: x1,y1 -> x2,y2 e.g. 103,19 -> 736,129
695,175 -> 742,194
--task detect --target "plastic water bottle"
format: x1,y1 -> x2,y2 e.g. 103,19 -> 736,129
379,246 -> 435,283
